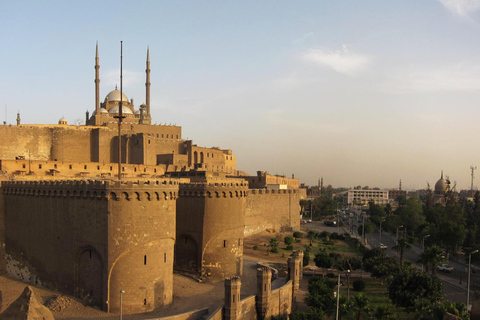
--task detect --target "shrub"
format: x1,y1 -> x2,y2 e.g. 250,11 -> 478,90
293,231 -> 303,240
286,245 -> 294,250
253,245 -> 259,250
353,279 -> 366,291
284,236 -> 294,246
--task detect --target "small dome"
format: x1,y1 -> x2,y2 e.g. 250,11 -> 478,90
109,105 -> 133,115
92,108 -> 109,116
134,109 -> 141,115
106,89 -> 128,102
58,117 -> 67,125
434,172 -> 450,195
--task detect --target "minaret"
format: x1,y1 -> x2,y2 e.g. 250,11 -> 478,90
145,46 -> 151,122
16,112 -> 20,126
399,179 -> 402,191
94,42 -> 100,123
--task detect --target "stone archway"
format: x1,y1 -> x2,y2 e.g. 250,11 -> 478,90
76,247 -> 103,308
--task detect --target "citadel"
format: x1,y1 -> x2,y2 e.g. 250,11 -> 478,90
0,45 -> 305,318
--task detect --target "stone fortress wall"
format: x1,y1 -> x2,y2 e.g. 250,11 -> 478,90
1,179 -> 178,314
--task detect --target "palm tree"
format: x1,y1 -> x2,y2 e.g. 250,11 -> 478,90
307,230 -> 316,246
351,293 -> 370,320
418,245 -> 444,275
393,237 -> 411,266
374,305 -> 394,320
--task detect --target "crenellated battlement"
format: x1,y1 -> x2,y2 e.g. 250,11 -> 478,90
249,188 -> 298,195
178,181 -> 249,198
1,179 -> 179,201
225,276 -> 242,285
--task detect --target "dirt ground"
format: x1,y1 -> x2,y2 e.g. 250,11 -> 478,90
0,229 -> 303,319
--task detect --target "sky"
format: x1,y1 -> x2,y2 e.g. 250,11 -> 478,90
2,1 -> 480,190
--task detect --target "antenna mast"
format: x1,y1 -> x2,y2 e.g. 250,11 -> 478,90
471,165 -> 477,198
114,41 -> 126,181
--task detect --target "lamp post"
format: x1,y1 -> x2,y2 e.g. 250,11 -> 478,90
396,225 -> 404,245
336,201 -> 339,233
336,273 -> 340,320
379,219 -> 385,242
120,290 -> 125,320
346,270 -> 351,298
421,234 -> 430,272
468,249 -> 478,311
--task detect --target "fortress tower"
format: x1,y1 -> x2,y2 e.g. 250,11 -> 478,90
224,276 -> 241,320
1,179 -> 178,313
255,267 -> 272,320
288,250 -> 302,298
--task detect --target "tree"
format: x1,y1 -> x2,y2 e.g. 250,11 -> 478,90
314,251 -> 332,275
357,222 -> 375,236
392,237 -> 411,266
304,276 -> 336,312
269,238 -> 279,253
418,245 -> 444,275
284,236 -> 294,247
351,293 -> 371,320
307,230 -> 316,246
293,231 -> 303,241
388,267 -> 443,310
374,305 -> 394,320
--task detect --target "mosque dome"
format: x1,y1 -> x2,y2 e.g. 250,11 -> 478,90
434,172 -> 450,195
134,109 -> 141,115
109,105 -> 133,114
92,108 -> 108,116
106,89 -> 128,102
58,117 -> 67,125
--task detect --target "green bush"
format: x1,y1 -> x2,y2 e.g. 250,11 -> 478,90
271,247 -> 279,253
284,236 -> 294,246
253,245 -> 258,250
353,279 -> 366,291
293,231 -> 303,240
286,245 -> 294,250
303,252 -> 310,266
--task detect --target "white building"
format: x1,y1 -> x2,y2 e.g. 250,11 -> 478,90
342,189 -> 391,206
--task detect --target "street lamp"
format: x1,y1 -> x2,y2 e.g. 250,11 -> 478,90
421,234 -> 430,272
346,270 -> 351,298
379,219 -> 385,242
120,290 -> 125,320
396,225 -> 404,245
468,249 -> 478,311
336,272 -> 340,320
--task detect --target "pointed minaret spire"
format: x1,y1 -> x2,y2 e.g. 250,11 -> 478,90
145,46 -> 151,122
441,171 -> 444,179
94,42 -> 100,123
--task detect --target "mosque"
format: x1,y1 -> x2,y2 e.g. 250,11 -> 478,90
0,44 -> 305,316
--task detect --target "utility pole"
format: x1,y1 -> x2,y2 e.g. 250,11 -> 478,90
114,41 -> 125,181
471,166 -> 477,198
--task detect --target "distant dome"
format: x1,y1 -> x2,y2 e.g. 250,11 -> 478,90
434,172 -> 450,195
109,105 -> 133,115
92,108 -> 108,116
106,89 -> 128,102
58,117 -> 67,125
134,109 -> 141,115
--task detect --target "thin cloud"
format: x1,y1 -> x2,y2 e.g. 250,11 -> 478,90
293,32 -> 314,44
407,64 -> 480,92
437,0 -> 480,16
303,45 -> 370,76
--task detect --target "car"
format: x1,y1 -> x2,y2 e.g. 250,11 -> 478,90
379,244 -> 387,250
437,264 -> 454,273
307,219 -> 312,223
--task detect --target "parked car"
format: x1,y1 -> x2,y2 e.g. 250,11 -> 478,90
437,264 -> 454,273
379,244 -> 387,250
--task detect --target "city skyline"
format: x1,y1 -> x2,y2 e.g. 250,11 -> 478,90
2,1 -> 480,190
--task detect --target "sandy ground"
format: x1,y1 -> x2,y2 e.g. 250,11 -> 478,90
0,230 -> 305,319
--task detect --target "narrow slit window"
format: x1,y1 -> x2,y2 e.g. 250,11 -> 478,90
164,253 -> 167,262
223,240 -> 227,248
144,255 -> 147,265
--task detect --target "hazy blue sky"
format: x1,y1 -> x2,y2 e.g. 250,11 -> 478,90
2,0 -> 480,190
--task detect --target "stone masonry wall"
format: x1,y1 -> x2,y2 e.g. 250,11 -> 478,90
244,189 -> 302,236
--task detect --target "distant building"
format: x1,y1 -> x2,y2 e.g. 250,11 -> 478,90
342,189 -> 391,206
